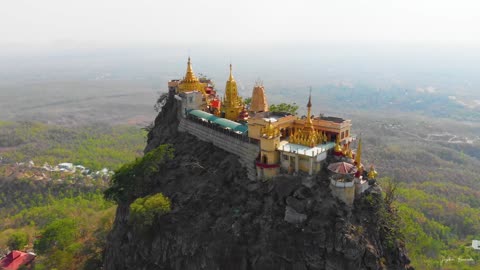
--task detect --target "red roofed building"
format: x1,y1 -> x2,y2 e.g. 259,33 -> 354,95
327,162 -> 357,175
0,250 -> 36,270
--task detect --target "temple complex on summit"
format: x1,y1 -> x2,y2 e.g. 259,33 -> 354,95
170,57 -> 377,204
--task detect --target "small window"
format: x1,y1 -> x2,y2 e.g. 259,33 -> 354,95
341,132 -> 344,139
345,130 -> 349,137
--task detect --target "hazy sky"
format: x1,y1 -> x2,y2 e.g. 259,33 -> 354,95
1,0 -> 479,48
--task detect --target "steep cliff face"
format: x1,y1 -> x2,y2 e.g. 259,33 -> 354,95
104,94 -> 412,270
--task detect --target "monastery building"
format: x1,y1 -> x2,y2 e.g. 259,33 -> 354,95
169,57 -> 378,204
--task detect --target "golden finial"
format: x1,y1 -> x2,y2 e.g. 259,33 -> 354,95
304,90 -> 314,131
307,88 -> 312,108
187,57 -> 192,72
342,144 -> 348,155
355,138 -> 362,168
262,120 -> 279,138
346,148 -> 353,159
334,135 -> 342,152
368,165 -> 378,179
228,63 -> 235,82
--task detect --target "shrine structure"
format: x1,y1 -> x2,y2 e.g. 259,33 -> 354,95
169,57 -> 378,204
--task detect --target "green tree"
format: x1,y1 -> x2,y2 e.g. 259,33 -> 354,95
34,218 -> 78,253
104,144 -> 175,203
243,97 -> 252,106
130,193 -> 171,227
7,231 -> 29,250
46,249 -> 74,270
269,103 -> 299,115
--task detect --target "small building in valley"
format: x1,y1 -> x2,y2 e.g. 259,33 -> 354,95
0,250 -> 36,270
473,240 -> 480,250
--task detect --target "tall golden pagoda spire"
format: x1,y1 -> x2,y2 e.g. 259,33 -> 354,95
224,63 -> 238,106
178,57 -> 206,94
289,92 -> 320,147
355,138 -> 362,168
304,90 -> 314,131
183,57 -> 198,83
223,64 -> 243,121
368,165 -> 378,179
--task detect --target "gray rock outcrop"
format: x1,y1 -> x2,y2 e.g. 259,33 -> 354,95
103,93 -> 412,270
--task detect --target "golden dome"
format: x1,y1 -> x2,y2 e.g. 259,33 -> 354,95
262,120 -> 279,138
182,57 -> 199,83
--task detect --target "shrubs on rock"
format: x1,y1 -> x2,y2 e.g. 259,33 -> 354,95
104,144 -> 174,203
129,193 -> 171,227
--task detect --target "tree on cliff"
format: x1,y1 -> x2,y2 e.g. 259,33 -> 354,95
130,193 -> 171,227
104,144 -> 175,203
269,103 -> 299,115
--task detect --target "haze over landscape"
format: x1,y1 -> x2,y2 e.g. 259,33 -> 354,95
2,0 -> 479,123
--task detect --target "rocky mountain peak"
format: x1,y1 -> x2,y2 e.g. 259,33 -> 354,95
104,93 -> 412,270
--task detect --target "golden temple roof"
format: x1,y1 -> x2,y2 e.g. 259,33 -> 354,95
182,57 -> 199,84
289,94 -> 323,147
261,120 -> 280,139
178,57 -> 208,94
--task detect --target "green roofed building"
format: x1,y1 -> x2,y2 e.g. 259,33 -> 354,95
187,110 -> 248,134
